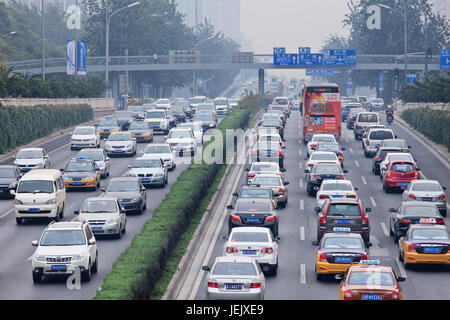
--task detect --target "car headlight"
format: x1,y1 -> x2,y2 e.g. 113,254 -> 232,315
72,254 -> 86,261
125,144 -> 133,149
131,197 -> 141,202
108,218 -> 120,224
36,255 -> 46,262
85,176 -> 95,181
209,123 -> 214,127
128,172 -> 137,177
154,173 -> 164,178
46,199 -> 56,205
15,199 -> 23,205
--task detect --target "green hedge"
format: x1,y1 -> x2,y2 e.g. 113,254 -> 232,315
0,104 -> 93,154
94,94 -> 268,300
401,107 -> 450,151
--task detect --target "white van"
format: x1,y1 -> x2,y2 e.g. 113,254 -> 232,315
353,112 -> 380,140
12,169 -> 66,225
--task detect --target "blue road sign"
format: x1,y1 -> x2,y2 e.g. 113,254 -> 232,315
407,73 -> 417,83
273,47 -> 286,55
274,53 -> 299,66
299,47 -> 311,55
298,53 -> 323,66
440,49 -> 450,70
323,49 -> 357,66
347,82 -> 352,89
306,69 -> 334,76
378,72 -> 384,90
77,41 -> 87,75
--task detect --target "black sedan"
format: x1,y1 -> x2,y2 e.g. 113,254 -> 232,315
0,165 -> 21,198
102,177 -> 147,215
371,147 -> 403,175
304,162 -> 348,196
227,198 -> 279,236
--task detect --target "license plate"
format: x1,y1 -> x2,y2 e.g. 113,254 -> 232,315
152,126 -> 159,129
422,197 -> 433,201
136,136 -> 143,139
51,265 -> 67,271
71,182 -> 82,186
114,150 -> 123,152
423,247 -> 440,254
333,227 -> 351,232
247,218 -> 260,223
91,227 -> 103,231
28,208 -> 40,213
141,178 -> 150,182
398,183 -> 408,187
335,256 -> 352,263
323,178 -> 333,180
332,195 -> 344,198
337,219 -> 351,224
226,283 -> 243,290
242,250 -> 257,255
363,294 -> 380,300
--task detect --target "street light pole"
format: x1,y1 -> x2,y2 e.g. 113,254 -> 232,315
41,0 -> 45,80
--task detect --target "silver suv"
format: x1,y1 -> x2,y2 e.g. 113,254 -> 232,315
363,128 -> 395,158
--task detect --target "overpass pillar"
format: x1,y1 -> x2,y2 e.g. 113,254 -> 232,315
258,69 -> 265,97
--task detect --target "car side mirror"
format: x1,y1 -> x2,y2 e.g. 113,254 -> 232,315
389,208 -> 396,212
416,167 -> 420,171
202,266 -> 210,272
273,193 -> 280,197
335,274 -> 344,281
304,169 -> 309,173
284,181 -> 290,185
397,276 -> 406,282
366,208 -> 372,213
101,187 -> 106,192
88,239 -> 96,245
59,169 -> 65,172
226,205 -> 233,210
354,187 -> 359,191
164,136 -> 168,139
443,187 -> 447,190
281,168 -> 286,172
275,236 -> 281,241
73,210 -> 79,215
311,240 -> 319,246
141,187 -> 146,191
408,146 -> 411,149
44,155 -> 49,159
105,157 -> 110,161
221,236 -> 228,241
341,147 -> 346,151
367,242 -> 373,247
245,167 -> 250,171
32,240 -> 38,246
128,164 -> 132,168
343,169 -> 348,173
10,190 -> 15,196
232,192 -> 238,197
314,206 -> 321,213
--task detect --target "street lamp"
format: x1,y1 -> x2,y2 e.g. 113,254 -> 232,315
376,2 -> 408,82
105,1 -> 140,95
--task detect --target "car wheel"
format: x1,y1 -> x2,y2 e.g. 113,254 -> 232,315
59,204 -> 64,219
92,253 -> 98,273
116,226 -> 122,239
81,262 -> 91,282
32,272 -> 42,283
440,209 -> 447,217
389,221 -> 394,237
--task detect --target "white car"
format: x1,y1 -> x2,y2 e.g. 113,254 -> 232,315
316,179 -> 359,206
307,134 -> 337,156
306,151 -> 340,170
145,109 -> 170,134
155,98 -> 171,109
214,97 -> 229,115
258,133 -> 284,148
128,157 -> 168,187
104,132 -> 136,157
70,126 -> 100,150
178,121 -> 204,146
223,227 -> 279,276
13,148 -> 50,174
31,221 -> 98,283
142,143 -> 176,170
75,197 -> 126,239
165,128 -> 196,156
379,152 -> 416,177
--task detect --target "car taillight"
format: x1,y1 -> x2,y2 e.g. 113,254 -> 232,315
408,243 -> 416,252
366,139 -> 370,146
336,176 -> 345,180
399,219 -> 411,224
319,194 -> 329,199
261,247 -> 273,254
265,215 -> 276,222
392,291 -> 400,300
277,150 -> 283,156
439,194 -> 446,200
356,125 -> 363,129
247,172 -> 255,178
408,194 -> 416,199
279,142 -> 283,146
362,215 -> 369,225
343,290 -> 353,300
319,216 -> 326,224
311,176 -> 320,180
231,215 -> 241,222
346,194 -> 356,198
250,282 -> 262,288
278,188 -> 285,195
360,253 -> 368,260
319,253 -> 327,262
376,156 -> 381,161
338,152 -> 344,157
226,247 -> 239,254
414,171 -> 419,178
310,144 -> 317,148
387,171 -> 392,178
308,163 -> 314,167
252,150 -> 258,156
208,281 -> 218,288
436,219 -> 445,225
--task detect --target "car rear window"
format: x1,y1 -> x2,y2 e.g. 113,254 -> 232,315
369,131 -> 394,140
322,237 -> 363,249
239,189 -> 271,198
403,206 -> 439,216
322,183 -> 353,191
311,153 -> 337,161
252,177 -> 281,187
390,163 -> 414,172
358,114 -> 378,122
411,183 -> 442,192
236,201 -> 271,212
317,144 -> 340,152
212,262 -> 257,275
411,229 -> 449,240
231,232 -> 269,243
312,165 -> 342,175
348,271 -> 395,286
327,204 -> 361,217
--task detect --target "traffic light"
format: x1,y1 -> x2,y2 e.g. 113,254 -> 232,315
127,94 -> 132,106
394,68 -> 399,79
426,48 -> 432,59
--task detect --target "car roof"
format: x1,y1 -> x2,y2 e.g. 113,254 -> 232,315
252,173 -> 282,178
18,147 -> 44,152
75,126 -> 96,129
230,226 -> 271,234
68,159 -> 95,164
322,179 -> 353,185
322,232 -> 363,239
109,177 -> 140,182
46,221 -> 85,230
408,224 -> 448,231
21,169 -> 61,180
215,256 -> 255,263
349,265 -> 393,272
310,151 -> 337,155
409,179 -> 439,185
401,200 -> 438,207
327,198 -> 360,204
146,143 -> 170,147
84,196 -> 118,202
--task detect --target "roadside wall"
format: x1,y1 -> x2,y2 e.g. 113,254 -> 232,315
396,102 -> 449,114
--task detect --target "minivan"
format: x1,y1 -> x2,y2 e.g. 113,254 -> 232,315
12,169 -> 66,225
354,112 -> 380,140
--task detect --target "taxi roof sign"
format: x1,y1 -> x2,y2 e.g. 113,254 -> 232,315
419,218 -> 436,224
359,260 -> 380,265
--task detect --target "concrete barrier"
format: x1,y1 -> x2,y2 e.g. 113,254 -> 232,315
396,102 -> 449,114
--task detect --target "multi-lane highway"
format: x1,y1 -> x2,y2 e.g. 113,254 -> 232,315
187,108 -> 450,300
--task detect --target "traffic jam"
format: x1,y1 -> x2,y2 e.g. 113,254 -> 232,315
201,83 -> 449,300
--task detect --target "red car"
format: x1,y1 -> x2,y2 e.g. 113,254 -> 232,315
382,161 -> 420,193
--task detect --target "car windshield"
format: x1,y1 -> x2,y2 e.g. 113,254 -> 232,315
17,180 -> 53,193
358,97 -> 368,102
274,98 -> 288,105
240,189 -> 271,198
189,98 -> 204,104
258,128 -> 278,135
358,114 -> 378,122
146,112 -> 166,118
145,145 -> 171,154
252,177 -> 281,186
312,136 -> 335,143
108,133 -> 132,141
115,111 -> 132,118
322,183 -> 353,191
411,229 -> 449,240
383,140 -> 407,148
411,183 -> 442,192
403,206 -> 439,216
65,162 -> 94,172
172,106 -> 184,112
312,165 -> 341,175
81,200 -> 117,213
16,150 -> 42,159
369,131 -> 394,140
328,204 -> 361,217
133,159 -> 161,168
40,230 -> 86,246
98,120 -> 118,127
348,271 -> 395,286
322,237 -> 363,249
214,99 -> 227,105
261,120 -> 280,127
317,144 -> 340,152
390,163 -> 414,172
77,151 -> 103,161
0,168 -> 15,178
73,128 -> 95,135
251,163 -> 278,172
128,106 -> 144,112
263,114 -> 280,120
168,131 -> 192,139
231,232 -> 269,243
257,142 -> 280,150
128,122 -> 149,130
372,99 -> 384,103
157,99 -> 170,104
387,154 -> 412,162
212,262 -> 257,276
107,181 -> 140,192
179,124 -> 199,132
311,153 -> 337,161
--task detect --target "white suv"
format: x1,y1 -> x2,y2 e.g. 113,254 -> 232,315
31,221 -> 98,283
165,128 -> 196,156
145,109 -> 170,134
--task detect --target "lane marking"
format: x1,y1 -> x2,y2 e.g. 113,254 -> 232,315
48,143 -> 71,155
354,160 -> 360,168
299,162 -> 303,169
0,208 -> 13,220
361,176 -> 367,185
300,264 -> 306,284
299,178 -> 303,188
300,199 -> 304,211
380,222 -> 390,237
370,196 -> 377,207
300,226 -> 305,241
298,149 -> 302,156
349,148 -> 354,154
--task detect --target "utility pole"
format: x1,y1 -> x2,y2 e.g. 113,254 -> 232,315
424,13 -> 428,76
403,1 -> 407,83
41,0 -> 45,80
74,0 -> 78,79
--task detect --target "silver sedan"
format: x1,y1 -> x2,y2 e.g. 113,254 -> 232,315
402,180 -> 447,216
202,256 -> 265,300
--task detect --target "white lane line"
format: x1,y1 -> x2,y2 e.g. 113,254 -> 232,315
354,160 -> 360,168
300,226 -> 305,241
298,149 -> 302,156
349,148 -> 354,154
395,258 -> 408,278
299,162 -> 303,169
300,199 -> 304,211
300,264 -> 306,284
48,143 -> 71,155
370,196 -> 377,207
361,176 -> 367,185
299,178 -> 303,188
380,222 -> 390,237
0,208 -> 13,220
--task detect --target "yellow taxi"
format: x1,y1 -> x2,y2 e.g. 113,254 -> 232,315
315,232 -> 370,280
96,118 -> 121,138
337,260 -> 405,300
127,120 -> 154,143
398,221 -> 450,268
61,159 -> 101,191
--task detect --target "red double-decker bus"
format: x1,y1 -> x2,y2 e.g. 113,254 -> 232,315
301,82 -> 341,143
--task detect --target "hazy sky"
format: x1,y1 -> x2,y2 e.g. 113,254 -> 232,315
240,0 -> 351,78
